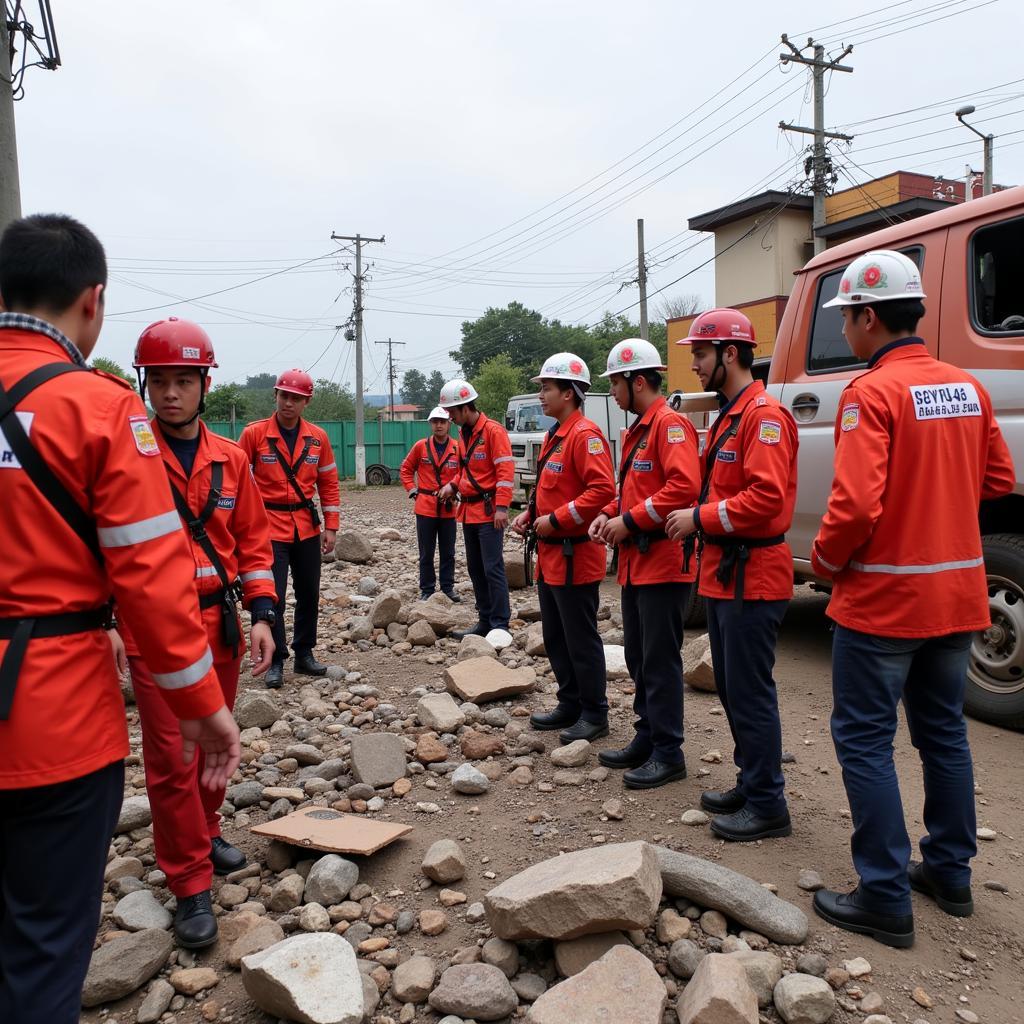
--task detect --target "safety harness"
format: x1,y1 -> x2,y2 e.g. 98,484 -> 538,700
263,435 -> 322,528
458,431 -> 497,516
0,362 -> 112,720
168,461 -> 242,657
421,437 -> 455,517
616,423 -> 668,554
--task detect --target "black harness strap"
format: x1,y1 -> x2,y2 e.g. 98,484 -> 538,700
265,435 -> 321,528
704,533 -> 786,611
169,461 -> 242,655
615,424 -> 666,556
524,431 -> 562,587
424,438 -> 453,518
459,433 -> 495,515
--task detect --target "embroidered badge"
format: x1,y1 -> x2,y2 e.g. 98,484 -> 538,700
758,419 -> 782,445
260,454 -> 277,463
304,455 -> 319,464
129,415 -> 159,456
472,451 -> 487,460
545,461 -> 564,474
0,411 -> 32,468
717,450 -> 737,462
666,425 -> 685,444
908,382 -> 982,420
755,396 -> 767,407
840,404 -> 860,431
217,495 -> 236,509
632,460 -> 653,472
587,436 -> 605,455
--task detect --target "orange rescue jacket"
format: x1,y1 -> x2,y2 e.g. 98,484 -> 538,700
0,319 -> 224,790
453,413 -> 515,523
812,340 -> 1014,637
122,420 -> 277,662
531,410 -> 616,586
694,381 -> 797,602
239,416 -> 341,542
602,397 -> 700,586
400,435 -> 459,519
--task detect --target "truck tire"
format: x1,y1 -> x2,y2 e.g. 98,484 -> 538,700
966,533 -> 1024,730
683,585 -> 706,629
366,464 -> 390,486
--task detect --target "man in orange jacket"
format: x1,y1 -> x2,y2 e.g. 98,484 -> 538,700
512,353 -> 616,743
590,339 -> 700,789
808,250 -> 1014,948
669,309 -> 798,843
399,405 -> 461,601
124,318 -> 277,948
0,214 -> 239,1024
436,379 -> 514,638
239,371 -> 341,687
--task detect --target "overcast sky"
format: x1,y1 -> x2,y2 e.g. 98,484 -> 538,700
14,0 -> 1024,395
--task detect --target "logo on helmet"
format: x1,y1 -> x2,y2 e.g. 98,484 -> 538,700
840,278 -> 852,294
620,347 -> 634,363
182,346 -> 200,360
459,387 -> 469,398
569,359 -> 583,374
698,324 -> 716,336
857,265 -> 887,290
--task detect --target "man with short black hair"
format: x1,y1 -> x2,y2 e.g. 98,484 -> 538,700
810,249 -> 1014,948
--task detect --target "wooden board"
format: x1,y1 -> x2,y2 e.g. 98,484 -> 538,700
251,807 -> 412,855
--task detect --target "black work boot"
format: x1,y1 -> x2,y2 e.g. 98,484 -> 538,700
294,652 -> 327,677
710,805 -> 792,842
598,737 -> 653,770
173,890 -> 218,949
700,786 -> 747,814
450,622 -> 488,640
529,704 -> 579,731
623,758 -> 688,789
558,719 -> 609,744
813,888 -> 915,948
443,590 -> 462,603
210,836 -> 246,876
264,661 -> 284,688
908,860 -> 974,917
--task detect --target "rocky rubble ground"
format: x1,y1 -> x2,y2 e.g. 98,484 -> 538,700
86,489 -> 1014,1024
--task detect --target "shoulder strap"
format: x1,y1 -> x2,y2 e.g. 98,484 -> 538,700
168,462 -> 231,590
615,424 -> 652,514
459,431 -> 491,499
528,431 -> 560,520
267,435 -> 321,526
425,437 -> 446,489
696,412 -> 743,507
0,363 -> 103,565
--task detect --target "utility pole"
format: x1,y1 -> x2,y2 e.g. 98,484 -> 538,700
376,337 -> 406,420
636,218 -> 649,340
330,231 -> 385,484
0,16 -> 22,230
779,36 -> 854,255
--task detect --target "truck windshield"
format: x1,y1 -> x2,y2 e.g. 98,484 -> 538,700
510,403 -> 555,432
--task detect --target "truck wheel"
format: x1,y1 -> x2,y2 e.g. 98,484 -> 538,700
683,585 -> 706,629
966,533 -> 1024,730
366,464 -> 390,486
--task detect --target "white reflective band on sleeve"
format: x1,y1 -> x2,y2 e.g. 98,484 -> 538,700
317,462 -> 336,473
718,500 -> 734,534
644,497 -> 663,525
567,501 -> 584,525
849,556 -> 984,575
240,570 -> 275,582
153,648 -> 214,690
195,566 -> 219,579
815,553 -> 843,573
98,509 -> 181,548
493,456 -> 515,464
495,481 -> 514,489
322,505 -> 341,513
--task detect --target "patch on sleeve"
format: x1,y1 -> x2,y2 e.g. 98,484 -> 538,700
757,419 -> 782,445
666,425 -> 686,444
840,404 -> 860,432
587,435 -> 605,455
755,396 -> 767,406
909,382 -> 982,420
129,415 -> 159,456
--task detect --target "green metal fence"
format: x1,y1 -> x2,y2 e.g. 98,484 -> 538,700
206,418 -> 444,480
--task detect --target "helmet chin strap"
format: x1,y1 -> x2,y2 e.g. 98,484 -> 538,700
143,369 -> 207,429
625,372 -> 638,415
707,346 -> 728,395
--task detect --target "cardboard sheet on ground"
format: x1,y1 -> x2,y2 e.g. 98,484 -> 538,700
251,808 -> 412,855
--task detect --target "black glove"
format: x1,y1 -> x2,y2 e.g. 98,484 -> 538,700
408,489 -> 419,499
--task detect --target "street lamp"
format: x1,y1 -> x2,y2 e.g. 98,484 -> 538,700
955,105 -> 993,197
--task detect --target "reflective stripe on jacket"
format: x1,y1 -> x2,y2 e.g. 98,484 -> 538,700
399,436 -> 459,519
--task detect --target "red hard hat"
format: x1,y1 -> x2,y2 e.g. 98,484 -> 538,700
678,308 -> 756,346
133,316 -> 218,368
276,368 -> 314,397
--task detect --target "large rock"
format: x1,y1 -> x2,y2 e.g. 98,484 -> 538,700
82,928 -> 174,1007
485,841 -> 662,941
407,603 -> 455,635
603,644 -> 630,680
115,795 -> 152,834
550,739 -> 591,768
368,588 -> 402,628
304,854 -> 359,906
675,953 -> 758,1024
408,619 -> 437,646
772,974 -> 836,1024
654,846 -> 808,945
458,633 -> 498,661
524,622 -> 546,657
392,955 -> 436,1004
112,890 -> 172,931
335,530 -> 373,564
417,692 -> 466,733
505,556 -> 528,590
529,945 -> 665,1024
445,658 -> 536,705
422,839 -> 466,884
349,733 -> 408,788
683,634 -> 716,693
428,963 -> 518,1021
517,598 -> 542,621
727,951 -> 783,1009
226,919 -> 287,969
553,931 -> 629,977
451,762 -> 490,795
234,689 -> 282,729
242,933 -> 363,1024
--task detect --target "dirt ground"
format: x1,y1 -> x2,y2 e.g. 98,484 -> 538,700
83,486 -> 1023,1024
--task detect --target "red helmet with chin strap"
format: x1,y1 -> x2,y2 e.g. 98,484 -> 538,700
678,308 -> 757,346
133,316 -> 218,368
275,369 -> 314,398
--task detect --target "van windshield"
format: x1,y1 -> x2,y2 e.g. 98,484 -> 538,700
509,403 -> 556,433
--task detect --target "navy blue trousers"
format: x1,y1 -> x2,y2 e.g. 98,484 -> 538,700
831,626 -> 976,914
705,597 -> 789,817
622,583 -> 689,764
0,760 -> 125,1024
462,522 -> 510,630
271,532 -> 322,661
538,580 -> 608,724
416,514 -> 456,594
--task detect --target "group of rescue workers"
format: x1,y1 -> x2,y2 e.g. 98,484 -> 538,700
0,214 -> 1014,1023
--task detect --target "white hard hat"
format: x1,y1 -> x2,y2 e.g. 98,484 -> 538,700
439,378 -> 479,408
600,338 -> 667,377
427,406 -> 450,421
530,351 -> 591,387
823,249 -> 927,308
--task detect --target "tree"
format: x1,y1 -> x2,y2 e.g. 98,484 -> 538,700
306,380 -> 355,421
471,354 -> 527,421
400,368 -> 429,410
91,356 -> 136,390
425,370 -> 447,408
203,382 -> 250,422
655,292 -> 704,322
451,301 -> 557,380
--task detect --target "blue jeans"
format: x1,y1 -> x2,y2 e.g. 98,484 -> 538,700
462,522 -> 510,630
831,626 -> 976,914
